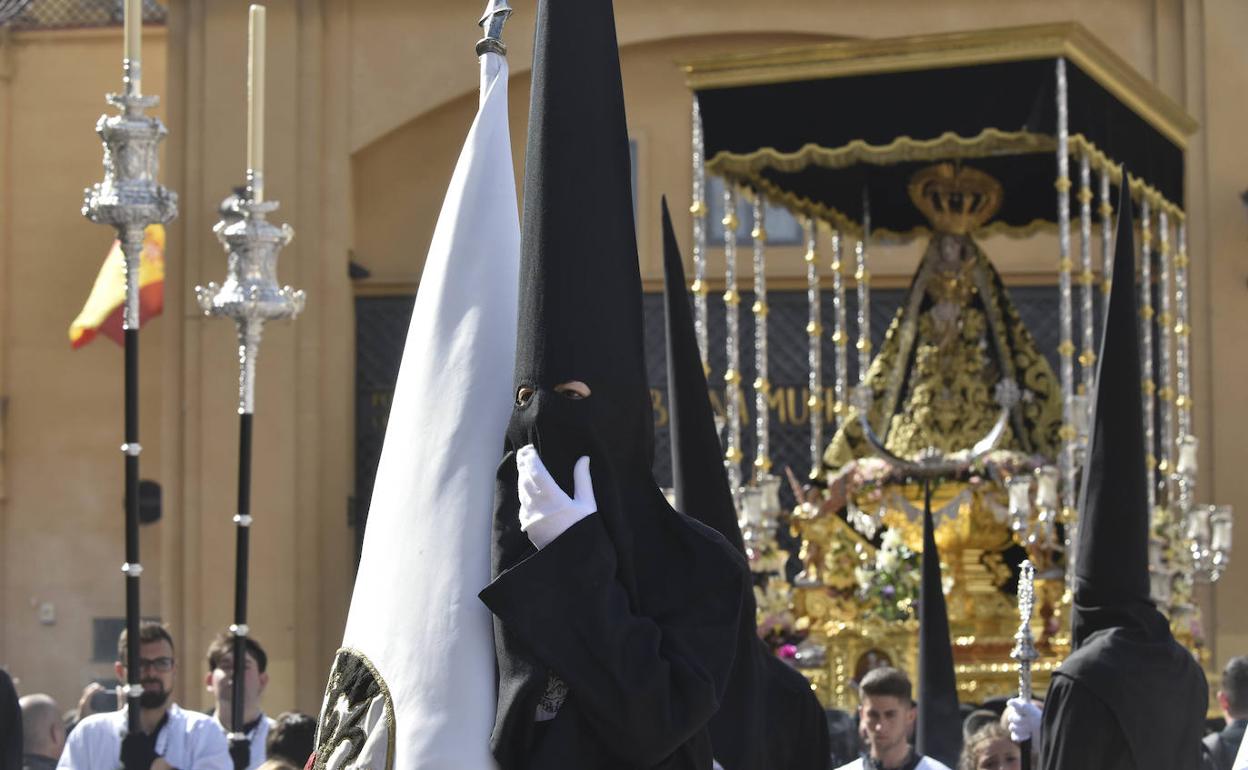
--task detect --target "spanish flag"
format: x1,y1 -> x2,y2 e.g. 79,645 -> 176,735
68,224 -> 165,349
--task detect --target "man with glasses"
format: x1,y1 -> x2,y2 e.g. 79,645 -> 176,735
57,622 -> 230,770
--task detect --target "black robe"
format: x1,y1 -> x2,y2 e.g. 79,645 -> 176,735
1,669 -> 19,770
761,654 -> 832,770
1040,625 -> 1207,770
481,454 -> 748,769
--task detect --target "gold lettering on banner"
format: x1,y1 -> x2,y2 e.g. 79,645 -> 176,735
653,385 -> 845,429
650,388 -> 669,428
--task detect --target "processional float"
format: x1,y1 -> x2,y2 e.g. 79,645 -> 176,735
681,23 -> 1231,709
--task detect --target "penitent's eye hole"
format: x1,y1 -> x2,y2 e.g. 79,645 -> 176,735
516,387 -> 535,406
554,381 -> 591,400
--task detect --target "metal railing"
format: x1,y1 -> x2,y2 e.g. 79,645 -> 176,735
4,0 -> 165,30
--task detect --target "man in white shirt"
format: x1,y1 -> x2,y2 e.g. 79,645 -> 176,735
203,633 -> 275,770
57,622 -> 231,770
836,668 -> 952,770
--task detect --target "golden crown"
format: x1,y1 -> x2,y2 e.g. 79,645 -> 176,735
907,163 -> 1003,235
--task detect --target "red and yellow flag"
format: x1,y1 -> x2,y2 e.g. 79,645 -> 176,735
68,224 -> 165,349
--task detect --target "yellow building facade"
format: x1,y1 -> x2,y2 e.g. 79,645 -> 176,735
1,0 -> 1246,717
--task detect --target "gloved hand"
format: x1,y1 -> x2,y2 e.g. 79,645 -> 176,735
517,444 -> 596,549
120,728 -> 159,770
1005,696 -> 1042,743
228,735 -> 251,770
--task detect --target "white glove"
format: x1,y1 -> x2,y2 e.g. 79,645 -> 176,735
1005,697 -> 1042,743
516,444 -> 597,549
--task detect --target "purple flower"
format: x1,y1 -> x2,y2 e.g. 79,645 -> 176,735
778,644 -> 798,660
882,585 -> 896,598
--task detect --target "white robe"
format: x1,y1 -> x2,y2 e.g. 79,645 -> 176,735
57,704 -> 232,770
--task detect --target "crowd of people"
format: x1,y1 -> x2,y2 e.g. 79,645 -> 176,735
1,624 -> 315,770
3,631 -> 1241,769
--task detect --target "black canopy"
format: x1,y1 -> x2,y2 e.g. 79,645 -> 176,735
686,23 -> 1194,239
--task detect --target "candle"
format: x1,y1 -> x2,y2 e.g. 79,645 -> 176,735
1177,435 -> 1199,477
124,0 -> 142,93
247,4 -> 267,202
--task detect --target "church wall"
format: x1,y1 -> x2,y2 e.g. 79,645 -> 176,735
1195,0 -> 1248,671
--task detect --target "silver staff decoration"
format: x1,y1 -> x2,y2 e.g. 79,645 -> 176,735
804,217 -> 823,478
1011,560 -> 1039,699
1011,560 -> 1040,769
193,5 -> 304,765
751,192 -> 771,481
722,182 -> 744,502
81,0 -> 178,735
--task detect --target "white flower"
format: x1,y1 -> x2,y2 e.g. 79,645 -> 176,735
854,567 -> 872,588
876,549 -> 900,572
881,528 -> 904,552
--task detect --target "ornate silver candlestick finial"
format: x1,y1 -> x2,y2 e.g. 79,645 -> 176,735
196,195 -> 304,414
1011,559 -> 1039,701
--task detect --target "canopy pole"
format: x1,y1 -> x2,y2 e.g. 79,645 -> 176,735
690,97 -> 710,366
751,192 -> 771,482
1055,58 -> 1078,542
1097,165 -> 1114,357
854,190 -> 872,386
1158,211 -> 1175,505
1175,218 -> 1193,448
722,184 -> 744,505
804,217 -> 823,479
1140,199 -> 1157,518
830,229 -> 849,435
1078,153 -> 1096,431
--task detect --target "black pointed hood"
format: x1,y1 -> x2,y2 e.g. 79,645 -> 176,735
916,486 -> 961,767
1042,175 -> 1207,770
662,197 -> 745,554
507,0 -> 652,491
1071,174 -> 1167,648
479,4 -> 767,766
660,196 -> 830,768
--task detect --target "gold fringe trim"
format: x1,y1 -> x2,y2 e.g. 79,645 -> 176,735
706,128 -> 1054,178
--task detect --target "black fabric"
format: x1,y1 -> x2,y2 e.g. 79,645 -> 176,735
480,512 -> 746,769
1072,174 -> 1153,635
20,756 -> 58,770
915,485 -> 960,769
0,670 -> 19,770
662,195 -> 743,554
661,197 -> 829,770
1202,720 -> 1246,770
696,58 -> 1183,233
1040,671 -> 1203,770
862,749 -> 923,770
481,0 -> 747,767
1041,174 -> 1207,769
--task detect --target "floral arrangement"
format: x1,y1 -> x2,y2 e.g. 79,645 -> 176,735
854,528 -> 922,622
